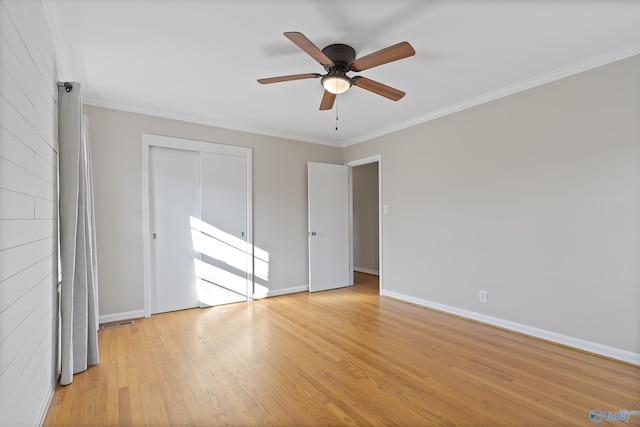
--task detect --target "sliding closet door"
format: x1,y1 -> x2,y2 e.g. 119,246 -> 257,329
149,146 -> 200,314
145,135 -> 252,315
196,152 -> 250,306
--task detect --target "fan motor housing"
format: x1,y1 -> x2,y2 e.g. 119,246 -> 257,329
322,44 -> 356,72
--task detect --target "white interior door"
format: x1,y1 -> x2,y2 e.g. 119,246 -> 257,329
147,137 -> 251,315
149,146 -> 200,313
308,162 -> 351,292
196,152 -> 250,306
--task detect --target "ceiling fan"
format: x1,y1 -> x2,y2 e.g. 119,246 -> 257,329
258,32 -> 415,110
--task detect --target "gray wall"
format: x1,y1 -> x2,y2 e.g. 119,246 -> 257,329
0,0 -> 59,424
344,55 -> 640,355
84,106 -> 343,318
352,162 -> 379,274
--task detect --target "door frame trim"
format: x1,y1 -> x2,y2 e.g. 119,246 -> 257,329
141,134 -> 252,317
345,154 -> 383,293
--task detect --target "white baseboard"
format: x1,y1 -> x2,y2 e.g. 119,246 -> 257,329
253,285 -> 308,299
381,289 -> 640,366
99,309 -> 146,324
37,376 -> 58,427
354,267 -> 379,276
98,288 -> 309,322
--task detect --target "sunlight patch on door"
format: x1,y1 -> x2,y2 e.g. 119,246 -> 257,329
189,216 -> 270,305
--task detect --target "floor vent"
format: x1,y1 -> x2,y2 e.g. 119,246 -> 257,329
100,320 -> 135,330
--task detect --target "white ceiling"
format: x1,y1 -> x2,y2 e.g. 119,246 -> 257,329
43,0 -> 640,147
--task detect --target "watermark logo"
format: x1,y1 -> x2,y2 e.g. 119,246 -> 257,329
590,408 -> 640,423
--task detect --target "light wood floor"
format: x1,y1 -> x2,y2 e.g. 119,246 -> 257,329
45,272 -> 640,426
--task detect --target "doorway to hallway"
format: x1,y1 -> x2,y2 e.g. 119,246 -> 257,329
347,155 -> 382,293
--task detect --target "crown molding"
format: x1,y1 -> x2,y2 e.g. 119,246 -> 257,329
82,98 -> 344,148
342,43 -> 640,147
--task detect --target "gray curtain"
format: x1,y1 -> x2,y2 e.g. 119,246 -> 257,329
58,82 -> 99,386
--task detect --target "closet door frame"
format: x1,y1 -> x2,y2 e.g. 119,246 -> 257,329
141,134 -> 252,318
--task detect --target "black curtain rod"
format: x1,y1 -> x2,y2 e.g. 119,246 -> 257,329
57,82 -> 73,92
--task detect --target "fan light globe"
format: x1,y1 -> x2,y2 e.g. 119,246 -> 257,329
322,74 -> 351,94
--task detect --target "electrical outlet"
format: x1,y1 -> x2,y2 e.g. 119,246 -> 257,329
479,290 -> 488,303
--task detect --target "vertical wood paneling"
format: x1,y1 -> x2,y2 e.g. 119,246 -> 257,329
0,219 -> 55,250
0,95 -> 55,163
0,0 -> 59,425
0,188 -> 34,218
0,257 -> 52,313
0,126 -> 35,171
35,198 -> 56,219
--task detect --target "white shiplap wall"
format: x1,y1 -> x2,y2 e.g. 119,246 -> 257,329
0,0 -> 59,425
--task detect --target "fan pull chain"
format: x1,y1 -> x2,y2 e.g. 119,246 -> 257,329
335,95 -> 339,131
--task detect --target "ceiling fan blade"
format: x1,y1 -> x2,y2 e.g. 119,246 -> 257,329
257,73 -> 321,84
350,41 -> 415,72
319,90 -> 336,110
352,76 -> 405,101
284,32 -> 334,67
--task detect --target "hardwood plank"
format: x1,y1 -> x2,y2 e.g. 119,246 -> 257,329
44,273 -> 640,426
